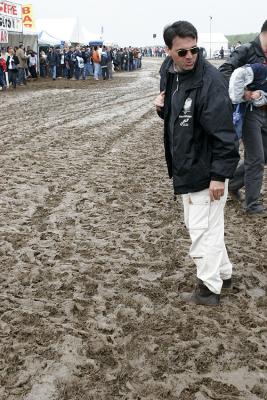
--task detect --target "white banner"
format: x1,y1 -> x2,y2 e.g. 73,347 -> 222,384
0,1 -> 22,18
0,28 -> 8,42
0,14 -> 22,31
0,1 -> 22,32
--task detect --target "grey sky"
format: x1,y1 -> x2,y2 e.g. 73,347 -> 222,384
25,0 -> 264,46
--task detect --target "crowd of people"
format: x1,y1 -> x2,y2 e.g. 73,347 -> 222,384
0,44 -> 144,90
141,46 -> 167,57
0,44 -> 38,90
40,45 -> 143,81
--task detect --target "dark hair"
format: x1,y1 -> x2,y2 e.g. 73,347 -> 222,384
163,21 -> 198,49
261,20 -> 267,32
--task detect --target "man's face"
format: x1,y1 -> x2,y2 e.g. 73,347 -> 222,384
168,36 -> 198,71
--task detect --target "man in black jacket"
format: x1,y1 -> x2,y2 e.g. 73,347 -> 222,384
155,21 -> 239,306
219,21 -> 267,215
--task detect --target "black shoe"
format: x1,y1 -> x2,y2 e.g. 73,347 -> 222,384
181,282 -> 220,306
246,206 -> 266,216
222,278 -> 232,289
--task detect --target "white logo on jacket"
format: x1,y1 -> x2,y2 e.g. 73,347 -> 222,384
179,97 -> 193,126
183,97 -> 192,114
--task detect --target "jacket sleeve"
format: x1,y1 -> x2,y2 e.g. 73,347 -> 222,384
219,45 -> 250,82
253,91 -> 267,107
229,66 -> 253,104
157,108 -> 164,119
199,77 -> 240,181
156,57 -> 170,120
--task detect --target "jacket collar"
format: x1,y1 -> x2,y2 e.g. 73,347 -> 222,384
165,53 -> 204,90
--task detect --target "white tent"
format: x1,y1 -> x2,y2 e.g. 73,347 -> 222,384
38,31 -> 62,46
35,18 -> 101,45
198,32 -> 228,58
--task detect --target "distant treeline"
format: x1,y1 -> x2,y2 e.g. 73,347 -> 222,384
226,33 -> 258,46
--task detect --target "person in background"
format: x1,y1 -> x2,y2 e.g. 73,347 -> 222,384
128,46 -> 134,71
123,47 -> 129,71
65,47 -> 75,80
58,49 -> 66,78
16,44 -> 27,85
28,50 -> 37,79
133,48 -> 139,69
39,51 -> 47,77
138,48 -> 142,68
82,46 -> 92,79
92,46 -> 101,80
6,47 -> 19,88
47,47 -> 60,80
106,47 -> 113,79
0,48 -> 7,91
74,46 -> 84,80
100,46 -> 109,80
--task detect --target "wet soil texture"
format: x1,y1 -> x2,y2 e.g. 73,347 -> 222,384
0,59 -> 267,400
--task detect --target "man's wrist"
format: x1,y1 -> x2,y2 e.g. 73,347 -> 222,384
210,176 -> 226,182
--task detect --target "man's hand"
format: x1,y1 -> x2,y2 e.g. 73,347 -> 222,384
250,90 -> 262,100
243,90 -> 253,101
209,180 -> 225,201
154,91 -> 165,112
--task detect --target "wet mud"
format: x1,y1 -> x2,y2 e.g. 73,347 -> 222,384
0,58 -> 266,400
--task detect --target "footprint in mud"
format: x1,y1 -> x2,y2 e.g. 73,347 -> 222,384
180,378 -> 241,400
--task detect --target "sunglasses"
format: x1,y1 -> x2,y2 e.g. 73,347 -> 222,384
176,46 -> 199,57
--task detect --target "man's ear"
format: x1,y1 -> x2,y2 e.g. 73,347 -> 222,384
166,47 -> 171,56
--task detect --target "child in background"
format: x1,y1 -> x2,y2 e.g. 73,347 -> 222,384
229,63 -> 267,106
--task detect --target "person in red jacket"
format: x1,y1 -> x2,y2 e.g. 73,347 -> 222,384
0,49 -> 7,91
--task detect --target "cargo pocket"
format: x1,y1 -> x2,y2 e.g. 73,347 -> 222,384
188,192 -> 210,230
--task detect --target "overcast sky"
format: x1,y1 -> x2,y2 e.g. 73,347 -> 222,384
22,0 -> 264,46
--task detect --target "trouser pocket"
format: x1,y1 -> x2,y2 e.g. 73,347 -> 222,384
188,191 -> 210,230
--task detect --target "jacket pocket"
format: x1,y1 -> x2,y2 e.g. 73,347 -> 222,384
188,190 -> 210,230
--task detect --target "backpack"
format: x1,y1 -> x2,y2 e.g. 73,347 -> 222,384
92,50 -> 100,63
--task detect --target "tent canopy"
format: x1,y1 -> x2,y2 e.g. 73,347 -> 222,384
38,31 -> 61,46
198,32 -> 228,57
89,40 -> 103,46
35,18 -> 101,45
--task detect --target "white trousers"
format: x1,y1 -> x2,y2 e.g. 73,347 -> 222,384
182,181 -> 232,294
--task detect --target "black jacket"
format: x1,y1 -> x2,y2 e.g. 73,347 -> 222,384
47,51 -> 60,66
219,36 -> 267,82
158,54 -> 239,194
6,55 -> 19,70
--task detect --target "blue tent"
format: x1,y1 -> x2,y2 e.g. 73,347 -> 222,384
89,40 -> 103,46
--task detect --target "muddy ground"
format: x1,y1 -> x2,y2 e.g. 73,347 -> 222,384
0,58 -> 266,400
